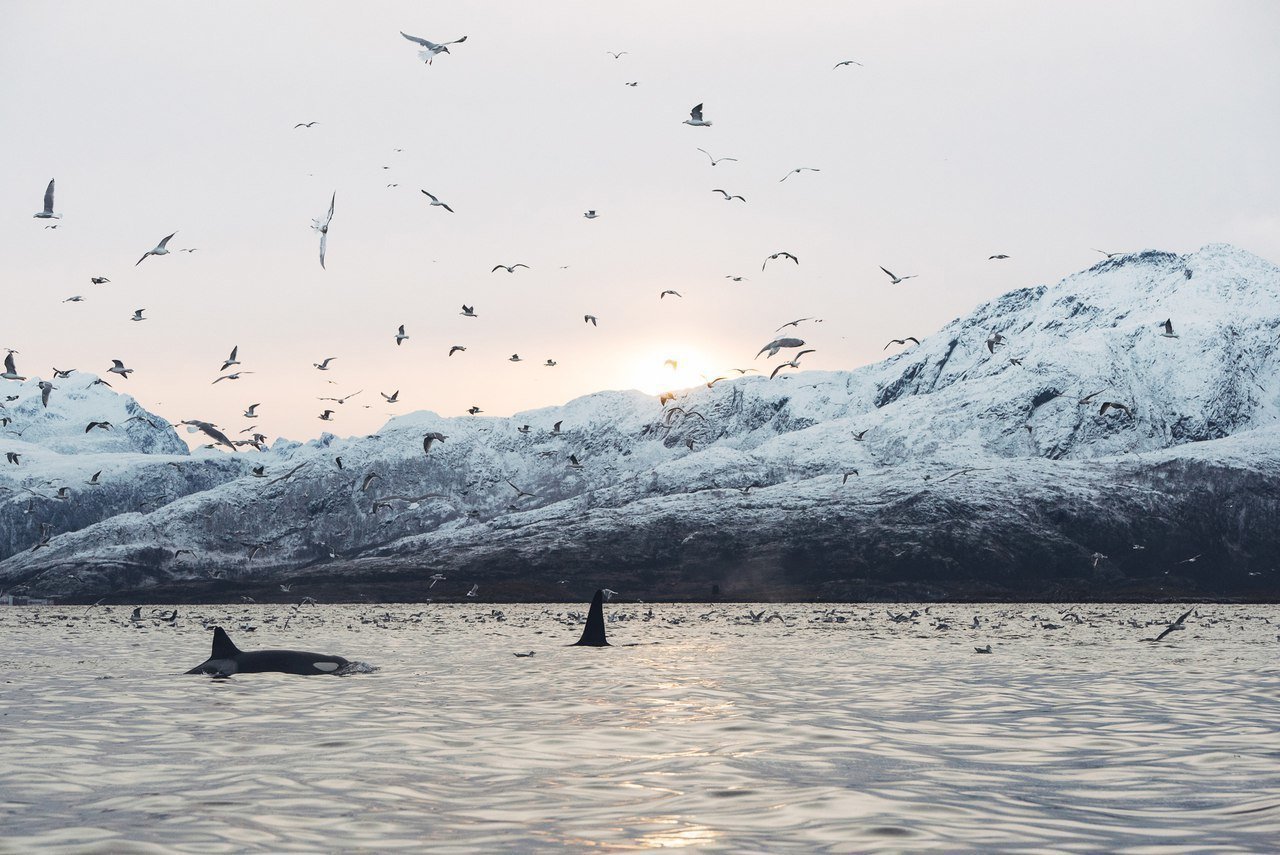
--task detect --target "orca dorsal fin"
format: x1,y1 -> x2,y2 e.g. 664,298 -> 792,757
211,626 -> 241,658
574,590 -> 610,646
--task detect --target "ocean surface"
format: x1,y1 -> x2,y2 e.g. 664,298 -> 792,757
0,602 -> 1277,853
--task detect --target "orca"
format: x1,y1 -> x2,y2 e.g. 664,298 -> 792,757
186,626 -> 351,676
573,589 -> 610,646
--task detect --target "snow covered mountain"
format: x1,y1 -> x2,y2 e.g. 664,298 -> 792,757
4,244 -> 1279,601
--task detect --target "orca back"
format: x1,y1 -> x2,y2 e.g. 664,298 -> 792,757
211,626 -> 241,659
574,590 -> 610,646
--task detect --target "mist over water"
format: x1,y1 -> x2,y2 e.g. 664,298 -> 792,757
1,603 -> 1277,852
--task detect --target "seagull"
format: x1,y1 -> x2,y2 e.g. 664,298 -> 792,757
550,420 -> 563,436
86,471 -> 102,486
218,346 -> 241,372
567,454 -> 584,469
491,263 -> 529,273
776,317 -> 821,331
880,266 -> 916,284
842,470 -> 859,483
1160,319 -> 1178,338
381,390 -> 399,403
756,337 -> 805,359
34,179 -> 61,220
833,59 -> 863,68
421,190 -> 454,212
712,189 -> 746,202
38,381 -> 54,407
467,584 -> 479,598
986,332 -> 1006,353
85,420 -> 112,432
883,337 -> 920,350
683,103 -> 711,127
52,367 -> 74,378
294,121 -> 319,128
1,353 -> 26,381
136,232 -> 177,266
625,81 -> 638,87
181,420 -> 237,451
1099,401 -> 1133,417
212,371 -> 252,384
544,359 -> 557,367
725,276 -> 746,282
607,51 -> 628,59
449,345 -> 467,356
314,357 -> 337,370
780,167 -> 820,182
852,429 -> 869,441
360,473 -> 382,492
90,277 -> 109,285
130,309 -> 146,322
108,359 -> 133,379
660,290 -> 682,299
584,314 -> 598,326
318,390 -> 361,405
1093,248 -> 1121,258
1149,608 -> 1195,642
395,324 -> 409,346
5,452 -> 18,465
467,406 -> 483,416
400,31 -> 467,64
318,410 -> 334,421
429,573 -> 446,588
508,480 -> 537,500
243,403 -> 260,418
423,432 -> 447,454
697,148 -> 737,166
989,254 -> 1011,260
583,210 -> 598,219
312,192 -> 335,269
763,252 -> 799,270
509,354 -> 523,362
460,305 -> 477,318
769,350 -> 816,379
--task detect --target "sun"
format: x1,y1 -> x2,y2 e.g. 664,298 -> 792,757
627,346 -> 715,396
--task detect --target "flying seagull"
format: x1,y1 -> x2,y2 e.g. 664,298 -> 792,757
243,403 -> 260,418
130,309 -> 146,322
833,59 -> 863,68
460,305 -> 476,318
986,332 -> 1006,353
883,337 -> 920,350
1149,608 -> 1195,642
467,406 -> 482,415
756,337 -> 805,359
1160,319 -> 1178,338
607,51 -> 628,59
421,190 -> 454,212
423,432 -> 447,454
763,252 -> 799,270
108,359 -> 133,379
313,192 -> 335,269
381,390 -> 399,403
34,179 -> 61,220
38,380 -> 55,407
683,103 -> 712,127
180,420 -> 237,452
400,31 -> 467,64
220,346 -> 240,371
697,148 -> 737,166
1099,401 -> 1133,417
90,277 -> 109,285
136,232 -> 177,266
780,167 -> 820,182
319,409 -> 334,421
509,354 -> 523,362
491,263 -> 529,273
395,324 -> 409,346
1093,248 -> 1121,258
294,121 -> 319,128
449,345 -> 467,356
880,266 -> 916,284
770,350 -> 816,379
314,357 -> 337,370
776,317 -> 820,331
584,314 -> 598,326
1,353 -> 26,381
712,189 -> 746,202
660,290 -> 682,299
212,371 -> 253,384
583,210 -> 599,219
989,254 -> 1011,260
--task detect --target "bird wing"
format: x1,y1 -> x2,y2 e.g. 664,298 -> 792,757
796,350 -> 816,358
319,229 -> 328,269
157,232 -> 176,250
400,31 -> 435,47
491,265 -> 505,272
906,337 -> 920,345
228,345 -> 238,362
43,179 -> 55,213
690,103 -> 703,121
3,353 -> 14,374
769,364 -> 787,379
441,202 -> 454,213
880,266 -> 895,279
421,190 -> 439,203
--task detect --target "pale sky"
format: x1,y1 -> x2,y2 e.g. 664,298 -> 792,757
3,1 -> 1277,445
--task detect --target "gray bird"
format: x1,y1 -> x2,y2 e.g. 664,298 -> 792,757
421,190 -> 454,213
400,31 -> 467,64
763,252 -> 798,270
756,337 -> 805,359
313,192 -> 335,269
180,419 -> 237,452
423,432 -> 447,454
683,103 -> 711,127
38,380 -> 55,407
34,179 -> 61,220
136,232 -> 177,266
108,359 -> 133,379
880,266 -> 916,284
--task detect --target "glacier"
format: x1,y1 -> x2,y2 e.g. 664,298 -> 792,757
2,244 -> 1278,602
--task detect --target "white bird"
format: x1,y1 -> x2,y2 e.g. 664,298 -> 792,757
130,309 -> 146,322
770,350 -> 816,379
108,359 -> 133,379
491,263 -> 529,274
395,324 -> 409,346
381,390 -> 399,403
584,314 -> 598,326
509,354 -> 523,363
34,179 -> 61,219
1,353 -> 27,382
429,573 -> 446,588
314,357 -> 337,370
544,359 -> 557,367
180,419 -> 237,452
880,266 -> 916,284
312,193 -> 335,269
712,189 -> 746,202
606,51 -> 628,59
780,167 -> 820,182
38,380 -> 55,407
1160,319 -> 1178,338
400,31 -> 467,64
763,252 -> 799,270
460,305 -> 477,318
467,584 -> 479,597
319,409 -> 334,421
90,277 -> 110,285
420,190 -> 454,212
212,371 -> 252,384
833,59 -> 863,68
220,346 -> 240,371
683,103 -> 712,127
136,232 -> 177,266
697,148 -> 737,166
449,345 -> 467,356
86,471 -> 102,486
660,290 -> 682,299
583,210 -> 599,219
243,403 -> 260,418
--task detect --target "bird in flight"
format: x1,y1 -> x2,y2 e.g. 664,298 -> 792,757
986,333 -> 1006,353
423,432 -> 447,454
712,189 -> 746,202
697,148 -> 737,166
780,167 -> 820,182
491,263 -> 529,274
1099,401 -> 1133,417
584,314 -> 598,326
314,357 -> 337,370
1,352 -> 26,381
1149,608 -> 1195,642
293,121 -> 319,128
220,346 -> 240,371
509,354 -> 523,363
421,190 -> 454,213
313,192 -> 335,269
756,337 -> 805,359
770,350 -> 816,379
90,277 -> 109,285
776,317 -> 820,331
395,325 -> 409,346
763,252 -> 799,270
136,232 -> 177,266
880,266 -> 916,284
883,337 -> 920,350
1160,319 -> 1178,338
400,31 -> 467,64
243,404 -> 260,418
460,305 -> 477,318
108,359 -> 133,379
130,309 -> 147,322
660,290 -> 682,299
683,103 -> 712,127
467,406 -> 483,415
583,210 -> 599,219
381,390 -> 399,403
449,345 -> 467,356
607,50 -> 628,59
833,59 -> 863,69
1093,248 -> 1121,258
989,254 -> 1011,260
212,372 -> 252,384
34,179 -> 61,220
318,410 -> 335,421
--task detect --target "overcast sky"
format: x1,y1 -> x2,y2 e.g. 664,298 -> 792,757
3,1 -> 1277,445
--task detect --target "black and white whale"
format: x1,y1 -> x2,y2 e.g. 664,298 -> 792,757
573,589 -> 610,646
186,626 -> 351,676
